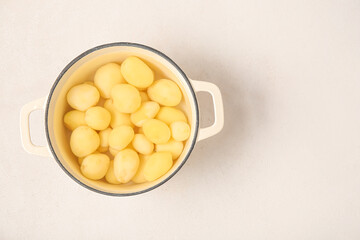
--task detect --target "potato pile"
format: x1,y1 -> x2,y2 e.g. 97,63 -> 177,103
64,57 -> 191,184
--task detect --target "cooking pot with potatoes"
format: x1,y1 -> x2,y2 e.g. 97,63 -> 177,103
20,42 -> 224,196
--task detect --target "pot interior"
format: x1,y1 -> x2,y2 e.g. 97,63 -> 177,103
46,43 -> 198,195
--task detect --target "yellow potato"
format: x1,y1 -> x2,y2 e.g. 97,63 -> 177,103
130,101 -> 160,127
147,79 -> 182,106
139,91 -> 150,102
108,125 -> 134,151
109,147 -> 120,157
121,56 -> 154,88
143,119 -> 170,144
70,126 -> 100,157
132,154 -> 150,183
156,107 -> 187,125
105,160 -> 121,184
94,63 -> 125,98
67,84 -> 100,111
156,139 -> 184,159
132,134 -> 154,155
85,106 -> 111,130
104,99 -> 133,128
144,152 -> 173,181
98,128 -> 112,152
170,121 -> 191,141
80,153 -> 110,180
64,110 -> 86,131
111,84 -> 141,113
114,149 -> 140,183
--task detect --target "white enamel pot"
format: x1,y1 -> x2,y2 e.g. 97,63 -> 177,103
20,43 -> 224,196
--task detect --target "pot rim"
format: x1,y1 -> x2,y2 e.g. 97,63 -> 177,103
44,42 -> 199,196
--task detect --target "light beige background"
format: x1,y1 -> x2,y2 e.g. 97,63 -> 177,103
1,0 -> 360,239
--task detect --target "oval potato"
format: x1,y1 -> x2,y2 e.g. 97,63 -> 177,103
80,153 -> 110,180
70,126 -> 100,157
147,79 -> 182,106
114,149 -> 140,183
67,84 -> 100,111
121,56 -> 154,88
143,119 -> 170,144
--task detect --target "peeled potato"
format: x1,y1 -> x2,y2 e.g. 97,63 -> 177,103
156,107 -> 187,125
85,106 -> 111,130
67,84 -> 100,111
147,79 -> 182,106
64,110 -> 86,131
130,101 -> 160,127
94,63 -> 124,98
143,119 -> 170,144
170,121 -> 191,141
132,134 -> 154,155
132,154 -> 150,183
109,147 -> 120,157
98,128 -> 111,152
111,84 -> 141,113
139,92 -> 150,102
114,149 -> 140,183
104,99 -> 133,128
144,152 -> 173,181
105,160 -> 121,184
121,56 -> 154,88
156,139 -> 184,159
80,153 -> 110,180
70,126 -> 100,157
108,125 -> 134,151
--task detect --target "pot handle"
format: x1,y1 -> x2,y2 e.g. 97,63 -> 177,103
20,96 -> 50,157
191,80 -> 224,141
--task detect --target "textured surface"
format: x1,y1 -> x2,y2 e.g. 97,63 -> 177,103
1,0 -> 360,239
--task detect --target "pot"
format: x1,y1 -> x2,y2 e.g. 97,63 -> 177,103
20,42 -> 224,196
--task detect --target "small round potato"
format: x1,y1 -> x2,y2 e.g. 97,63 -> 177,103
85,106 -> 111,130
94,63 -> 124,98
70,126 -> 100,157
170,121 -> 191,141
105,160 -> 121,184
111,84 -> 141,113
64,110 -> 87,131
67,84 -> 100,111
121,56 -> 154,88
147,79 -> 182,106
156,107 -> 187,125
114,149 -> 140,183
108,125 -> 134,151
104,99 -> 133,128
156,139 -> 184,160
80,153 -> 110,180
143,119 -> 171,144
98,128 -> 112,152
130,101 -> 160,127
132,134 -> 154,155
139,92 -> 150,102
132,154 -> 150,183
144,152 -> 173,181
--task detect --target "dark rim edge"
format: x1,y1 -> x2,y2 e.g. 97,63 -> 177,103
44,42 -> 199,197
